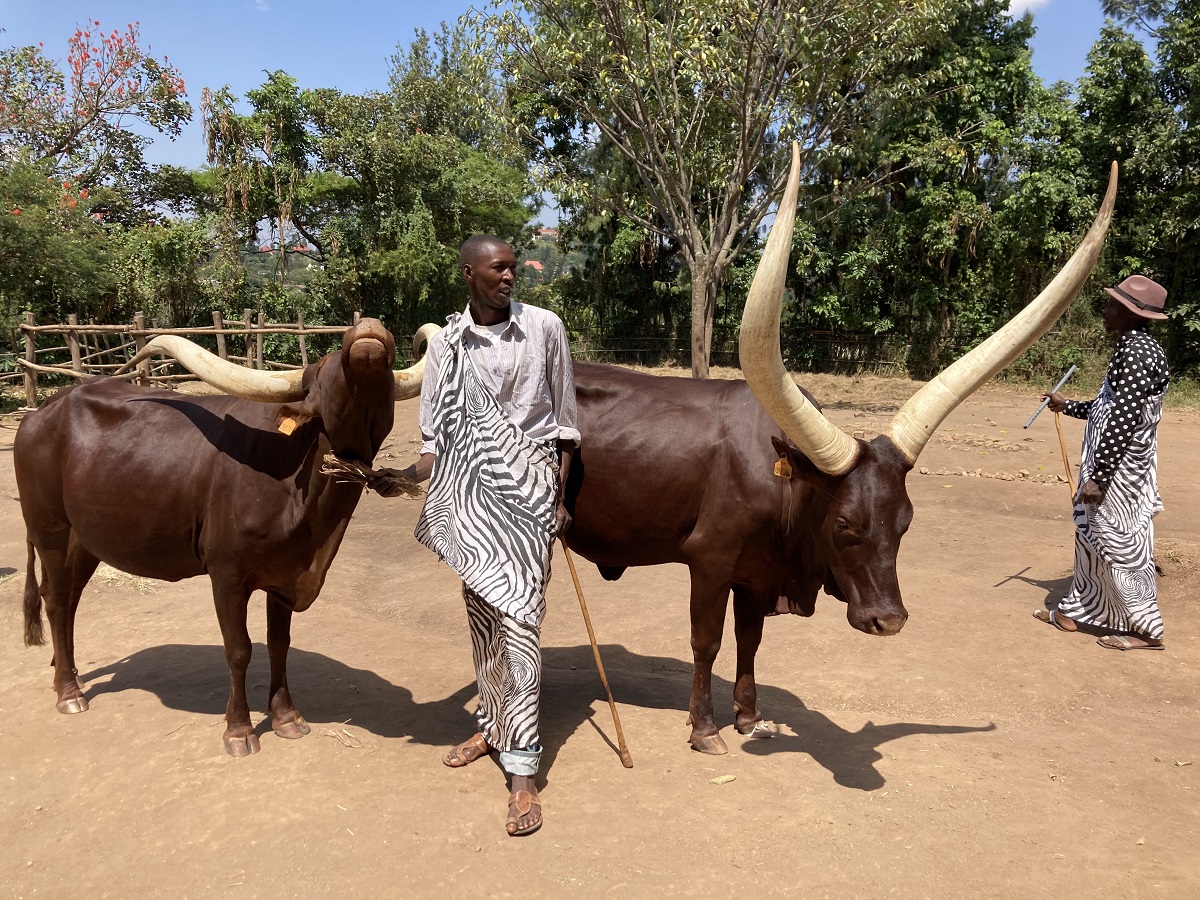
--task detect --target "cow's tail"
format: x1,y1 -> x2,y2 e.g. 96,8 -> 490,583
24,539 -> 45,647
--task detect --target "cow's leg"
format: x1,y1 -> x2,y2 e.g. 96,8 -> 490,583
40,534 -> 99,714
687,574 -> 731,755
731,586 -> 767,735
266,591 -> 310,740
212,581 -> 258,757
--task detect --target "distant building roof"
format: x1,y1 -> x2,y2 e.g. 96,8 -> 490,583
523,259 -> 545,271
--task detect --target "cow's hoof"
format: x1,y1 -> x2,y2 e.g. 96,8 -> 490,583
272,716 -> 311,740
56,695 -> 89,715
689,733 -> 729,755
224,733 -> 261,757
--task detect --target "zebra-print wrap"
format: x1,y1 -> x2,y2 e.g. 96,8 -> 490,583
1058,373 -> 1166,640
464,584 -> 542,774
414,313 -> 558,628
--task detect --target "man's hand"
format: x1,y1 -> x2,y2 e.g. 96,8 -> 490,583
554,439 -> 575,539
1043,392 -> 1066,413
555,502 -> 573,538
404,454 -> 435,485
1078,478 -> 1104,505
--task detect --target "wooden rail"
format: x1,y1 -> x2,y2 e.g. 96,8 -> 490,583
14,308 -> 366,409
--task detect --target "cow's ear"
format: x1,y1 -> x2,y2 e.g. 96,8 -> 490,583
769,435 -> 823,482
275,402 -> 318,435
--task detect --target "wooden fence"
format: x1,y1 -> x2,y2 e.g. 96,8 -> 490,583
11,309 -> 366,409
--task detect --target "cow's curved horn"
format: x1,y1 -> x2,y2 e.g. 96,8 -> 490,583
393,322 -> 440,401
740,142 -> 861,475
117,335 -> 306,402
885,161 -> 1119,464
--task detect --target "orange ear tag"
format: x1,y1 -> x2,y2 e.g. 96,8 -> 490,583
277,416 -> 298,435
773,454 -> 792,478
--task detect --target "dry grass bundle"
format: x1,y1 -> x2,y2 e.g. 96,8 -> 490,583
319,453 -> 424,499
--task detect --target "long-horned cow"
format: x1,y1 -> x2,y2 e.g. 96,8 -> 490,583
565,146 -> 1117,754
16,319 -> 435,756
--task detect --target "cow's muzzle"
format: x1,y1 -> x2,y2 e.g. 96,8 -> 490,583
849,604 -> 908,636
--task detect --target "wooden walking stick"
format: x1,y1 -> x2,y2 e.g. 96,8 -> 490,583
1053,412 -> 1076,495
561,543 -> 633,769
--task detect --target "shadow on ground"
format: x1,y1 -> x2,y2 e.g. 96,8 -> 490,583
75,642 -> 994,792
995,566 -> 1073,607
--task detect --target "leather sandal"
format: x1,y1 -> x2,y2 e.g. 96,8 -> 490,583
1033,609 -> 1076,633
505,789 -> 542,836
442,732 -> 491,768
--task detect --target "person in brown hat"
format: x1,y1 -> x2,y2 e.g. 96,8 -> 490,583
1033,275 -> 1170,649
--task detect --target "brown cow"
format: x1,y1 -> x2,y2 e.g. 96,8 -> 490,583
16,318 -> 435,756
565,148 -> 1118,754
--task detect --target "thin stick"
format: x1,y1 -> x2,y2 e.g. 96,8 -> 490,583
1024,364 -> 1078,429
561,543 -> 633,768
1053,411 -> 1074,495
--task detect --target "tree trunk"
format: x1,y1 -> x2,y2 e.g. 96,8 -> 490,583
689,259 -> 717,379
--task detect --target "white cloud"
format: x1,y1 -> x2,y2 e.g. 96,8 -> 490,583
1007,0 -> 1053,14
255,0 -> 270,10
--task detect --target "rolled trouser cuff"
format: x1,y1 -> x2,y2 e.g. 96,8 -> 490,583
500,746 -> 541,777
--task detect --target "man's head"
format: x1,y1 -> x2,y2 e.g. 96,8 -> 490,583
1103,274 -> 1168,332
460,235 -> 517,323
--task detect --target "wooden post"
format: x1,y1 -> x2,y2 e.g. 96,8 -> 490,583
83,318 -> 96,374
67,314 -> 83,374
256,311 -> 265,370
133,312 -> 150,387
23,311 -> 37,409
243,309 -> 253,367
297,310 -> 308,368
212,310 -> 227,359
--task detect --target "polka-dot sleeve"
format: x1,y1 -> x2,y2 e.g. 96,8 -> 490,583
1090,332 -> 1168,490
1062,398 -> 1092,419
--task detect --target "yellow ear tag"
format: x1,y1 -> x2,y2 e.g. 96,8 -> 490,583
773,454 -> 792,478
277,416 -> 298,435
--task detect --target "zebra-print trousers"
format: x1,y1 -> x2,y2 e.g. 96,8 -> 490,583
464,583 -> 543,776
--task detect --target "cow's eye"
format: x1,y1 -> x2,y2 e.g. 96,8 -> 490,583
835,517 -> 850,531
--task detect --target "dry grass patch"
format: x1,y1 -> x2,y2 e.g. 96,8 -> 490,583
93,563 -> 158,594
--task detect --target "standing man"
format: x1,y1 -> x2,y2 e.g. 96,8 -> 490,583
399,234 -> 578,836
1034,275 -> 1170,650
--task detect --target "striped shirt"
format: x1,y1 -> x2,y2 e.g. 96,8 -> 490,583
419,301 -> 580,455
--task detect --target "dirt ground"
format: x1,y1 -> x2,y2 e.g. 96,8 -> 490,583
1,371 -> 1198,900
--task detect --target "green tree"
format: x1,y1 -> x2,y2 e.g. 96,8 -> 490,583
780,0 -> 1096,377
0,159 -> 116,328
474,0 -> 956,377
300,25 -> 536,333
1101,0 -> 1170,34
0,21 -> 190,192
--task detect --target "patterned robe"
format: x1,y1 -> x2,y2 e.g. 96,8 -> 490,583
1058,329 -> 1169,640
414,312 -> 560,628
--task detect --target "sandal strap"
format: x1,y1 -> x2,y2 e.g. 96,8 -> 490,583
508,790 -> 540,816
444,733 -> 491,766
462,733 -> 489,752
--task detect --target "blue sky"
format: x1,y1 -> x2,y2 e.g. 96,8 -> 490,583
1,0 -> 1114,170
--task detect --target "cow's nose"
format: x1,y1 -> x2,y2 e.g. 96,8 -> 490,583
870,612 -> 908,636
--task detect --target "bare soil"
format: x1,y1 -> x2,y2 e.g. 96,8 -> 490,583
1,373 -> 1198,899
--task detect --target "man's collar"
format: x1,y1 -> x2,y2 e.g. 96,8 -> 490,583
464,300 -> 526,336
